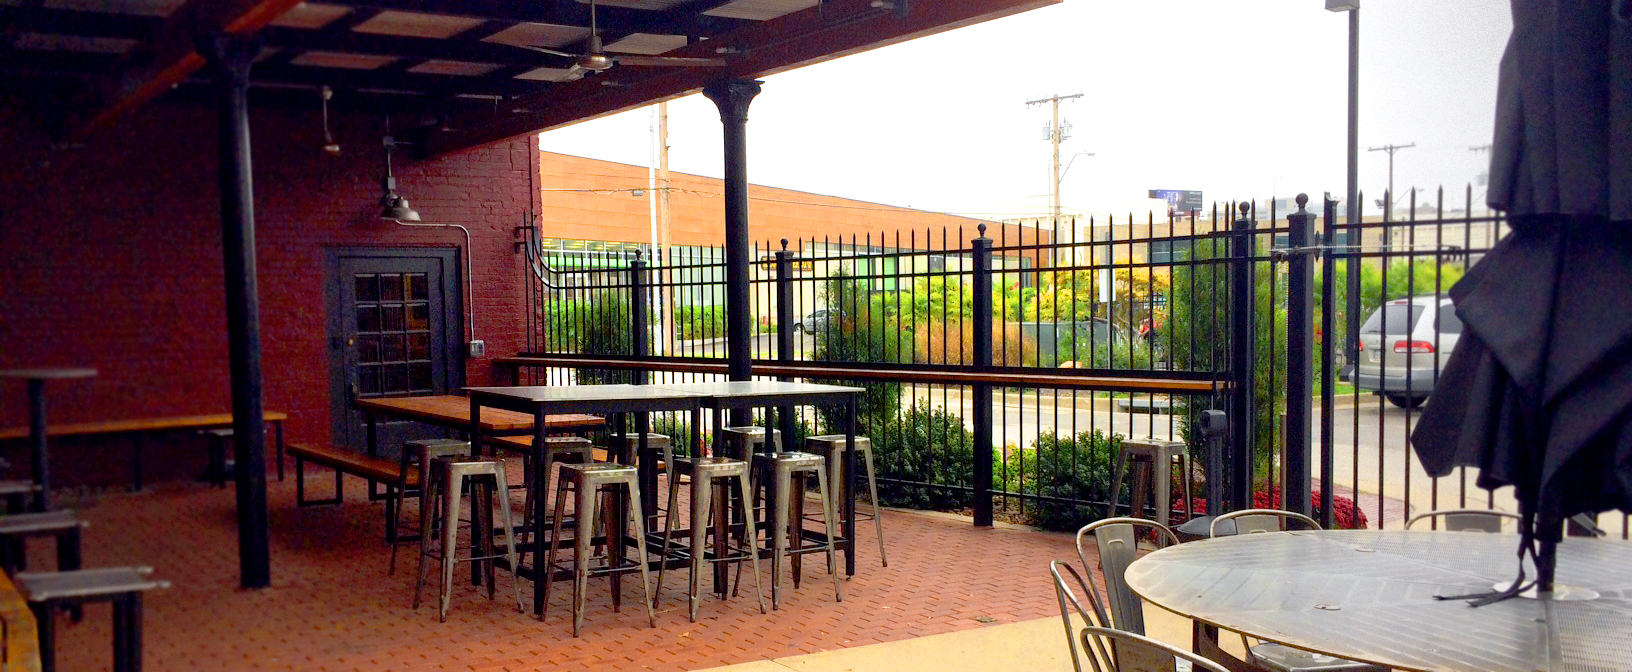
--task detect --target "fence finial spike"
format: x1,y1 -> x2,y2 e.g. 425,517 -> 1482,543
633,248 -> 644,260
780,238 -> 789,250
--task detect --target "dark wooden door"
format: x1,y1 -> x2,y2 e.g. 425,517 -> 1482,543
327,249 -> 464,458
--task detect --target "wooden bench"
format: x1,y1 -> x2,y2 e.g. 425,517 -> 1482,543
286,443 -> 402,506
0,413 -> 288,490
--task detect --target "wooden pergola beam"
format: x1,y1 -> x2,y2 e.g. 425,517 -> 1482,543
425,0 -> 1057,156
66,0 -> 306,142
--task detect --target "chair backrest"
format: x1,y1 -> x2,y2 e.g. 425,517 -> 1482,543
1209,508 -> 1322,537
1076,518 -> 1180,636
1051,560 -> 1113,672
1081,626 -> 1230,672
1405,508 -> 1519,532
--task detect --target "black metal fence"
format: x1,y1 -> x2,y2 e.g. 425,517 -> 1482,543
512,190 -> 1631,538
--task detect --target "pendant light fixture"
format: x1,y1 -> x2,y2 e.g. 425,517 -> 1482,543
378,123 -> 420,222
320,86 -> 340,154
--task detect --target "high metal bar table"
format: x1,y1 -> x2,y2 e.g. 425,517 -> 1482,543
0,368 -> 96,511
462,384 -> 707,618
651,381 -> 864,576
1125,529 -> 1632,672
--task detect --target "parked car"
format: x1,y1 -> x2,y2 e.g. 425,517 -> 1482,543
1353,295 -> 1461,408
795,309 -> 842,336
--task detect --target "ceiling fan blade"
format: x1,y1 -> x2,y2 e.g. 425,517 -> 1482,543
614,55 -> 728,67
514,44 -> 581,59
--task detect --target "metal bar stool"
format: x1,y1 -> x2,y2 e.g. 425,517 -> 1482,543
412,456 -> 522,622
0,510 -> 85,574
720,426 -> 781,461
804,434 -> 887,567
542,462 -> 656,636
656,456 -> 765,622
199,428 -> 235,487
500,436 -> 595,568
16,566 -> 168,672
1108,438 -> 1193,527
611,432 -> 675,530
388,439 -> 470,574
750,451 -> 841,610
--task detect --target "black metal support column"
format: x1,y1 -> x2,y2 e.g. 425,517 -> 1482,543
971,227 -> 995,527
629,252 -> 656,516
203,34 -> 270,590
26,380 -> 48,511
1318,196 -> 1338,528
1228,203 -> 1256,512
1283,195 -> 1315,516
774,241 -> 796,444
704,80 -> 762,419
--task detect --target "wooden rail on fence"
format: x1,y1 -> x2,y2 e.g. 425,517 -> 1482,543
494,355 -> 1225,395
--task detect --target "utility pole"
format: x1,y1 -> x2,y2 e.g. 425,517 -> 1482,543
657,101 -> 675,356
1027,93 -> 1082,266
1367,142 -> 1416,212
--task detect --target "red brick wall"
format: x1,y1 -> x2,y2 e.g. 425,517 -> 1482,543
0,103 -> 535,473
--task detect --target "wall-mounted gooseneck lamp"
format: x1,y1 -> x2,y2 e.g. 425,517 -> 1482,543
379,133 -> 421,222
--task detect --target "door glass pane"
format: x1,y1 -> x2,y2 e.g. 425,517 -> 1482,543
359,365 -> 380,395
357,305 -> 379,332
409,362 -> 432,391
380,274 -> 403,301
382,334 -> 406,363
383,364 -> 408,393
355,275 -> 378,302
408,273 -> 429,301
357,335 -> 381,363
380,304 -> 405,331
408,333 -> 430,360
407,303 -> 429,330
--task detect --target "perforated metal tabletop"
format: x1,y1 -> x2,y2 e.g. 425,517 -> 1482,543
1125,529 -> 1632,672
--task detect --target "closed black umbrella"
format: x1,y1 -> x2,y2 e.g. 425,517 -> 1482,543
1410,0 -> 1632,601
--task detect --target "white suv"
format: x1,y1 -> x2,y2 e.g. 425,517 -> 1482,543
1353,295 -> 1460,408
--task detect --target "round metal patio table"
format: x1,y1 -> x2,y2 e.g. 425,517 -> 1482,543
1124,529 -> 1632,672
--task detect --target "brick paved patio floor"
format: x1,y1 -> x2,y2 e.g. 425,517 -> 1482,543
37,468 -> 1092,672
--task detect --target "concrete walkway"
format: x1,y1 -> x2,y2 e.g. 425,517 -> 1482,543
695,602 -> 1224,672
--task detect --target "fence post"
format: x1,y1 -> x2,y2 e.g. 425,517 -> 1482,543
630,250 -> 649,386
1229,202 -> 1257,512
972,225 -> 995,527
1318,196 -> 1338,528
1283,195 -> 1315,517
775,240 -> 796,444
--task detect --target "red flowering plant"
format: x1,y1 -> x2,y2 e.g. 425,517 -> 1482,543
1179,485 -> 1368,529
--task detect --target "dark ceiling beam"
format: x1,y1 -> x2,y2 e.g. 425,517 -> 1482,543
246,61 -> 542,99
258,26 -> 570,69
0,6 -> 161,40
0,48 -> 120,78
346,0 -> 747,36
426,0 -> 1058,156
66,0 -> 307,141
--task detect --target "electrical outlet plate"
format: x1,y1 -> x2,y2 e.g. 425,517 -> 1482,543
467,340 -> 486,358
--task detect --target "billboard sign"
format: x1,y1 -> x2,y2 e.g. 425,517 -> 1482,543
1148,189 -> 1204,214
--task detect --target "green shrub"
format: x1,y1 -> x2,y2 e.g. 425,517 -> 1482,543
543,299 -> 587,351
871,401 -> 977,511
1008,429 -> 1127,531
812,270 -> 903,432
675,305 -> 728,341
576,290 -> 634,385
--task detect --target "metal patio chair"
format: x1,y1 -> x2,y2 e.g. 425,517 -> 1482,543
1207,508 -> 1321,537
1081,626 -> 1230,672
1050,559 -> 1112,672
1404,508 -> 1521,533
1206,509 -> 1386,672
1076,517 -> 1180,636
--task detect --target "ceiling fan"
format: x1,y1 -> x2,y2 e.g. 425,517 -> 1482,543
515,0 -> 726,80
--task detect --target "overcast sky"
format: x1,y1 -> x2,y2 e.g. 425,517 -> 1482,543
539,0 -> 1513,222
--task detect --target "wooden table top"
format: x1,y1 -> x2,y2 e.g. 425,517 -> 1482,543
0,367 -> 97,380
355,395 -> 602,433
1126,529 -> 1632,672
0,412 -> 289,442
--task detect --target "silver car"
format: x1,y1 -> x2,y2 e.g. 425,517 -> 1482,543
1353,295 -> 1461,408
